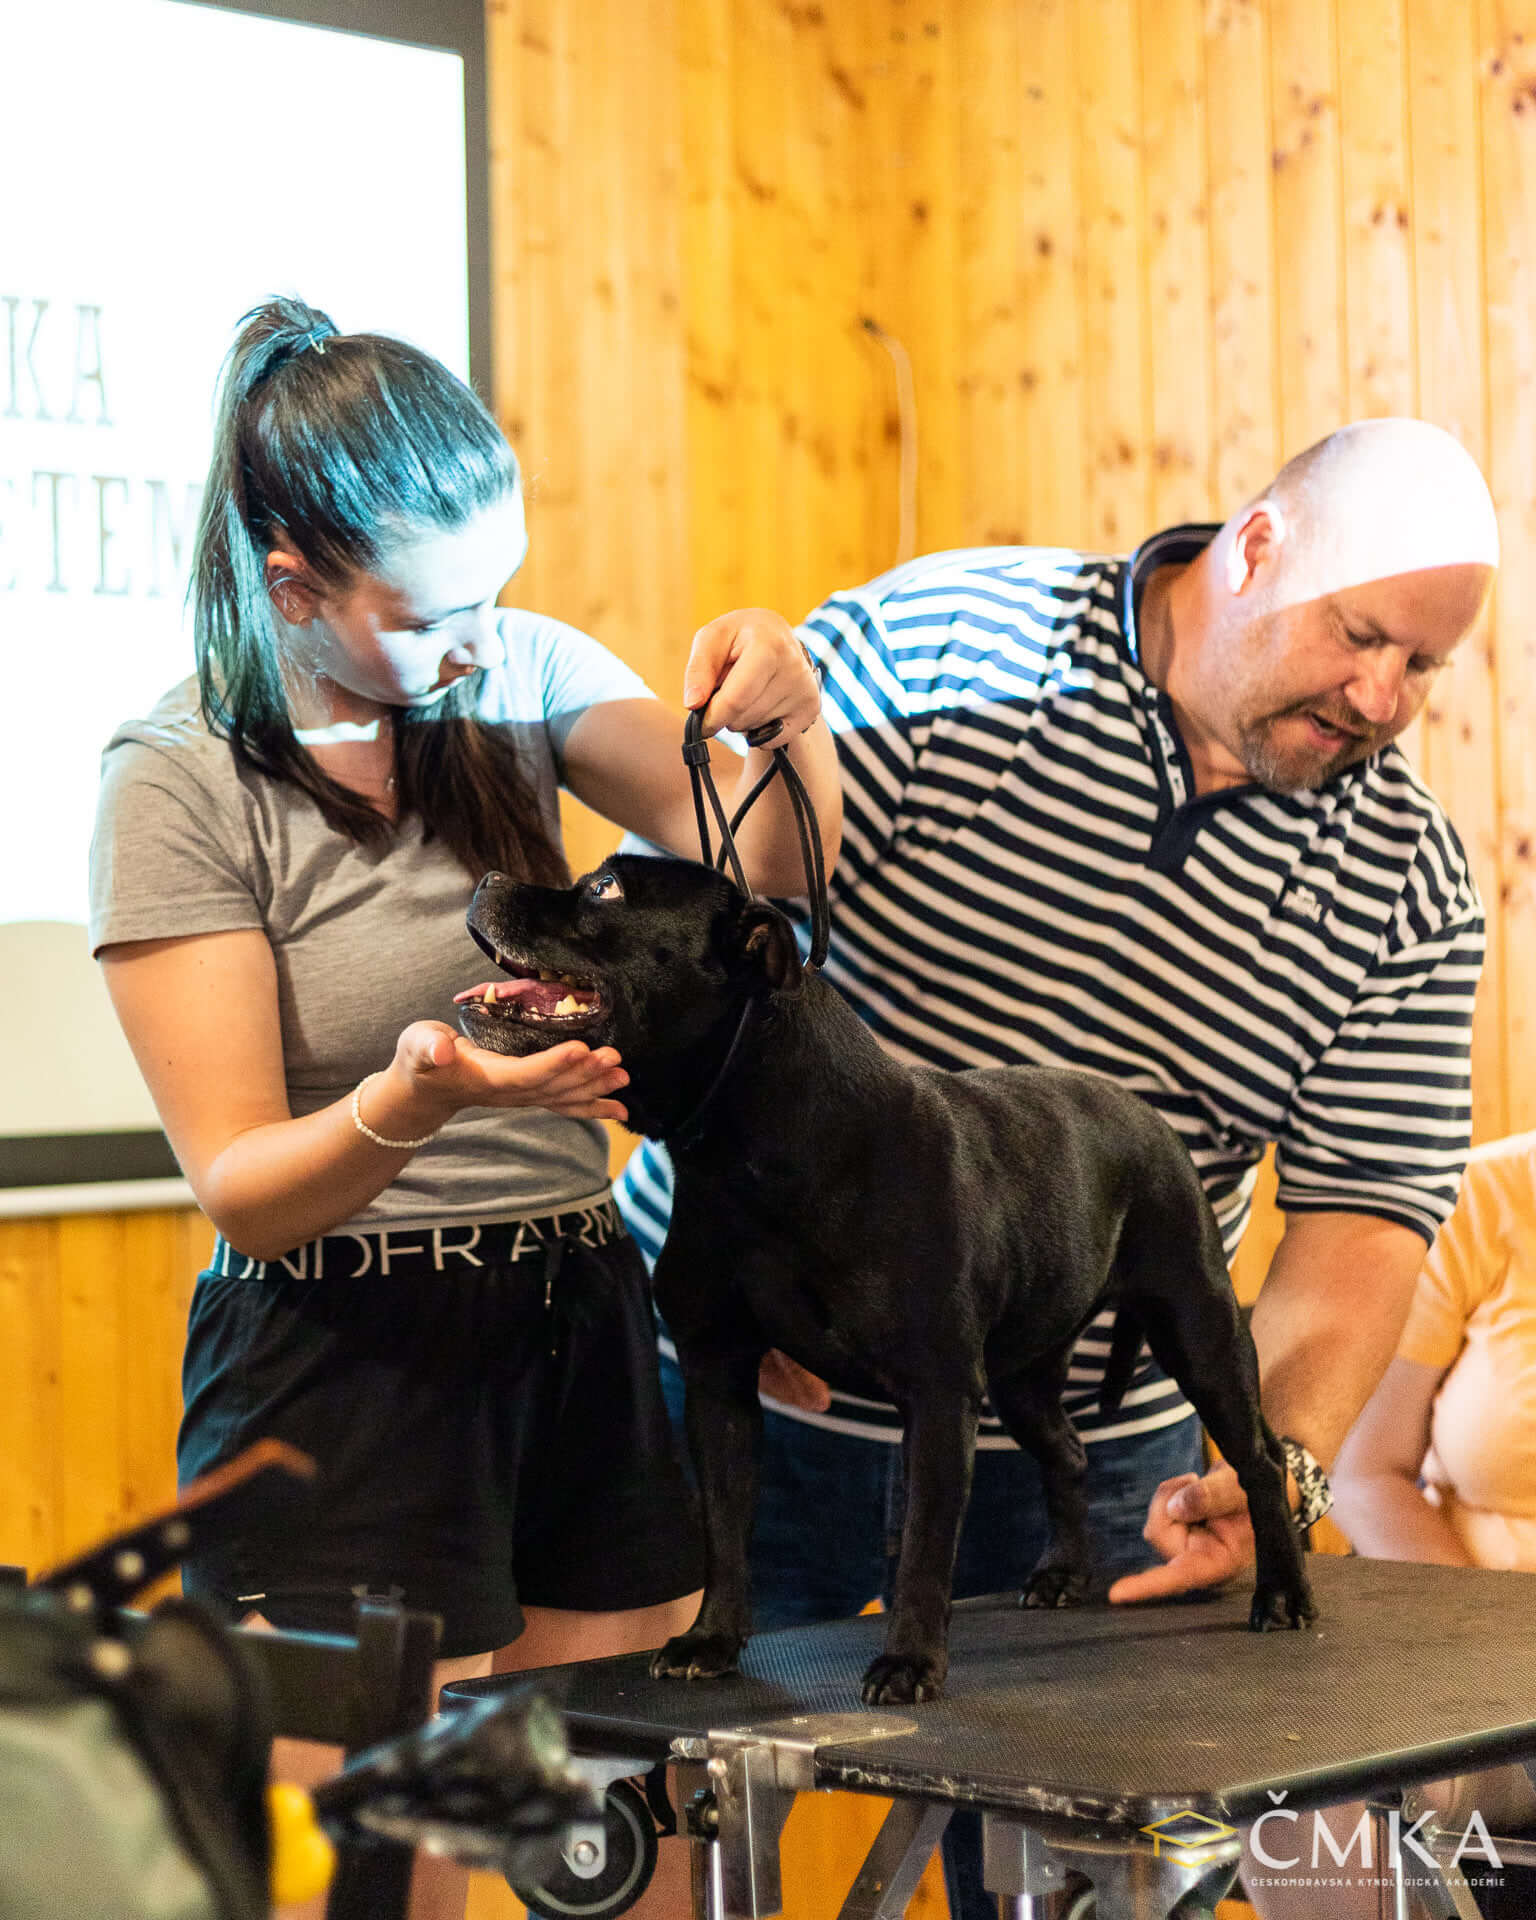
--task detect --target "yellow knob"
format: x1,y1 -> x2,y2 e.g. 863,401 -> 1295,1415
267,1781 -> 337,1909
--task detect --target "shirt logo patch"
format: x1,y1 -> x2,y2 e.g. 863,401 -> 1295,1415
1280,882 -> 1324,924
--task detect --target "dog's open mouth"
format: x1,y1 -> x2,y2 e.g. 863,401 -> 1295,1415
454,954 -> 604,1028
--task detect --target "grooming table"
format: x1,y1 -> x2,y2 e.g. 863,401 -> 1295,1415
445,1557 -> 1536,1919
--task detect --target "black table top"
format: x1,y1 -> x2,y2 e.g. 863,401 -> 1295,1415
444,1557 -> 1536,1825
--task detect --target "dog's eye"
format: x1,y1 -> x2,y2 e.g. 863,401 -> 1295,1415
587,873 -> 624,902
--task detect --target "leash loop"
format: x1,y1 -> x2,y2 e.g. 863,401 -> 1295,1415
683,709 -> 830,969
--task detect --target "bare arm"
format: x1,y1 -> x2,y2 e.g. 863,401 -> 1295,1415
1247,1209 -> 1431,1465
1330,1356 -> 1470,1564
99,929 -> 629,1261
560,609 -> 842,894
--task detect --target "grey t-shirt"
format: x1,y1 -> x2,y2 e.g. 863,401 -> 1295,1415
88,610 -> 654,1234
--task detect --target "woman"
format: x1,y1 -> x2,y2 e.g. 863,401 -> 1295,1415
1245,1129 -> 1536,1920
88,296 -> 841,1916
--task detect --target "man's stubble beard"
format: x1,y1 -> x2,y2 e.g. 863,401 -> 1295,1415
1236,709 -> 1381,794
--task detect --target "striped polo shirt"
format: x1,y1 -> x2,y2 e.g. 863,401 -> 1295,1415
616,529 -> 1485,1447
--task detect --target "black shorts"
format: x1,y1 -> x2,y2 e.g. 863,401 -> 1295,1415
178,1201 -> 704,1658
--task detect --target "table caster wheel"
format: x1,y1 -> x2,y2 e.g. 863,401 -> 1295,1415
509,1777 -> 659,1919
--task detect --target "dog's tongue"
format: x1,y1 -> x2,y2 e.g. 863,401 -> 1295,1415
454,979 -> 593,1016
455,978 -> 544,1006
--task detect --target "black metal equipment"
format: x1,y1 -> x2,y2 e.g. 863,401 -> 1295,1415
505,1773 -> 660,1918
445,1556 -> 1536,1920
9,1445 -> 603,1920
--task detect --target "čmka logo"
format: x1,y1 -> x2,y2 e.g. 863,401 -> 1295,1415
1247,1789 -> 1503,1878
1138,1811 -> 1239,1868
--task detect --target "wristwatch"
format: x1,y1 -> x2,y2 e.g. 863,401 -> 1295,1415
1277,1434 -> 1334,1535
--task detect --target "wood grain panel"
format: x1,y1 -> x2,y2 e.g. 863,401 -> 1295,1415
1340,0 -> 1427,780
0,1207 -> 206,1577
0,1216 -> 60,1575
1269,0 -> 1345,457
876,0 -> 962,558
1338,0 -> 1416,422
1076,0 -> 1149,550
1410,0 -> 1506,1144
1206,0 -> 1279,505
1005,0 -> 1085,545
1141,0 -> 1215,526
1480,0 -> 1536,1133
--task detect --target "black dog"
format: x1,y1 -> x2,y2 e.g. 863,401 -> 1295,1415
459,854 -> 1315,1704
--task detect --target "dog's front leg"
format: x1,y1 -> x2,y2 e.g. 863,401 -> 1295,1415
650,1346 -> 763,1681
862,1390 -> 979,1705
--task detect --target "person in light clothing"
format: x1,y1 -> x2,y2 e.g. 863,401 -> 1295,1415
90,295 -> 839,1919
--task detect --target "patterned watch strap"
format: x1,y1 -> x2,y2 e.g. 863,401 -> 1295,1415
1278,1434 -> 1334,1534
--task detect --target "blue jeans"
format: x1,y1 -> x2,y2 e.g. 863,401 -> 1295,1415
657,1348 -> 1202,1919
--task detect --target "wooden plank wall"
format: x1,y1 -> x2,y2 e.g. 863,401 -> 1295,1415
0,1207 -> 208,1576
497,0 -> 1535,1147
493,4 -> 1536,1911
3,3 -> 1534,1914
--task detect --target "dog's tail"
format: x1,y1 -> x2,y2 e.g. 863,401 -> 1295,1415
1097,1310 -> 1143,1415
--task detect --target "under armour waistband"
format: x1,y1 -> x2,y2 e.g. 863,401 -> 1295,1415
208,1192 -> 624,1282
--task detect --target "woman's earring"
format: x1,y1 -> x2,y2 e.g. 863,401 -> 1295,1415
267,574 -> 308,627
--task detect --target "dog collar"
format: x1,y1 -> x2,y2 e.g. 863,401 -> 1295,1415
661,997 -> 762,1153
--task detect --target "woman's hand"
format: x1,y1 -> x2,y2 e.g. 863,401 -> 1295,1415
387,1020 -> 629,1125
683,608 -> 821,745
100,930 -> 629,1260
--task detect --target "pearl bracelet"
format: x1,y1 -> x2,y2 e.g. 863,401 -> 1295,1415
350,1072 -> 441,1152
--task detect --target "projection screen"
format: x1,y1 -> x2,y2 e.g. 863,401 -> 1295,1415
0,0 -> 489,1207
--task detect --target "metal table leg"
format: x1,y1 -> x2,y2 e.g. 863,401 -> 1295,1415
676,1747 -> 791,1920
982,1816 -> 1072,1917
691,1826 -> 728,1920
679,1769 -> 951,1920
982,1813 -> 1241,1920
835,1798 -> 953,1920
1369,1803 -> 1413,1920
1377,1794 -> 1503,1920
682,1792 -> 1246,1920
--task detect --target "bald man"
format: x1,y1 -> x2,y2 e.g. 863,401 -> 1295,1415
616,418 -> 1497,1916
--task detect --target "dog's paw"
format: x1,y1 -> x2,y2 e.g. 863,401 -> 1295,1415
1020,1563 -> 1092,1610
649,1630 -> 743,1681
860,1652 -> 946,1705
1247,1581 -> 1316,1632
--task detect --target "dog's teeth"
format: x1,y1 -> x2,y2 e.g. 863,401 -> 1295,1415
539,970 -> 558,982
554,994 -> 581,1015
483,985 -> 496,1005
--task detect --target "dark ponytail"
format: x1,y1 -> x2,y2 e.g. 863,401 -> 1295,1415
191,296 -> 567,885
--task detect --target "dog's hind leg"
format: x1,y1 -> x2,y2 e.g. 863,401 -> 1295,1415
862,1389 -> 980,1706
1131,1277 -> 1315,1632
649,1341 -> 764,1681
984,1346 -> 1095,1609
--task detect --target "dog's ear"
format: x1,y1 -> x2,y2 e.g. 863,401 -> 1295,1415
734,903 -> 804,995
